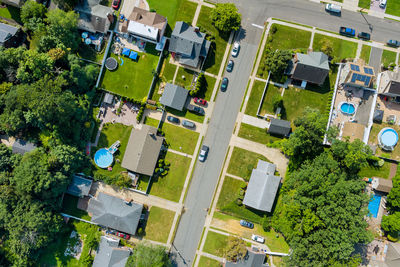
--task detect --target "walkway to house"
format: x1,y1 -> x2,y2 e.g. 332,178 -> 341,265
389,163 -> 398,179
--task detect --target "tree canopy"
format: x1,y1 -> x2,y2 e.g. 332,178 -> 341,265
210,3 -> 241,33
126,243 -> 172,267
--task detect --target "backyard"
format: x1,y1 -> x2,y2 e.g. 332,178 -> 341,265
227,147 -> 270,180
368,123 -> 400,160
359,161 -> 392,179
245,80 -> 267,117
381,50 -> 397,68
238,123 -> 282,144
144,206 -> 175,243
258,84 -> 283,116
0,5 -> 21,23
175,67 -> 196,89
360,45 -> 371,64
202,231 -> 229,258
313,34 -> 358,59
100,45 -> 159,100
148,151 -> 191,202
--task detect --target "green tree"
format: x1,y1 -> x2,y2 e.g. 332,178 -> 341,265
16,50 -> 54,83
126,243 -> 171,267
225,236 -> 247,262
210,3 -> 241,33
20,0 -> 47,33
44,9 -> 79,51
52,0 -> 78,11
263,48 -> 292,81
387,175 -> 400,211
319,38 -> 333,58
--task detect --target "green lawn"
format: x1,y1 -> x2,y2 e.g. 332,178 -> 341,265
259,84 -> 283,116
145,117 -> 199,155
245,80 -> 267,116
92,123 -> 133,178
227,147 -> 270,181
267,24 -> 312,51
0,5 -> 21,23
360,45 -> 372,64
145,206 -> 175,243
359,162 -> 392,179
175,67 -> 196,89
100,47 -> 159,100
198,256 -> 222,267
148,152 -> 191,202
197,6 -> 230,75
61,195 -> 91,220
358,0 -> 371,8
77,45 -> 104,63
313,34 -> 358,59
381,50 -> 397,68
368,123 -> 400,161
160,58 -> 177,83
203,75 -> 217,101
385,0 -> 400,16
203,231 -> 228,257
238,123 -> 282,145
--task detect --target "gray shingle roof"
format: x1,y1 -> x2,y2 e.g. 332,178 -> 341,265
12,139 -> 37,155
121,125 -> 164,176
93,236 -> 130,267
243,160 -> 281,212
67,174 -> 93,197
0,0 -> 24,7
268,119 -> 291,137
75,0 -> 112,33
159,83 -> 189,111
87,192 -> 143,235
0,23 -> 18,44
386,242 -> 400,267
291,52 -> 330,85
225,249 -> 267,267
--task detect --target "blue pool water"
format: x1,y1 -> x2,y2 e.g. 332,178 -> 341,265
368,194 -> 381,218
340,102 -> 355,115
94,148 -> 113,168
380,128 -> 399,147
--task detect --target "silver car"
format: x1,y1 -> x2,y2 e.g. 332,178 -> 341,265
198,145 -> 209,162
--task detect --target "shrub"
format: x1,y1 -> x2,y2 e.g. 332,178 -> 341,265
270,24 -> 277,34
262,215 -> 272,232
272,94 -> 283,112
236,198 -> 243,206
189,73 -> 207,97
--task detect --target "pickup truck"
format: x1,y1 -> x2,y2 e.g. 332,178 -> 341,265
187,104 -> 205,115
339,27 -> 355,37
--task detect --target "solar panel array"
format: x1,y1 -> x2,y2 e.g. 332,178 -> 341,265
364,67 -> 374,75
351,73 -> 371,86
350,64 -> 360,71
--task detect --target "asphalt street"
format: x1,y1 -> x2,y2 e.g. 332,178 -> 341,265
171,1 -> 400,266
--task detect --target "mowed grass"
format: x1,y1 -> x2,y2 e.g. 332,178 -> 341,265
216,175 -> 245,209
198,256 -> 222,267
267,24 -> 312,51
381,50 -> 397,68
238,123 -> 282,145
100,49 -> 158,100
259,84 -> 283,116
227,147 -> 269,181
149,152 -> 191,202
360,45 -> 371,63
197,6 -> 230,75
358,0 -> 371,9
175,67 -> 196,89
313,34 -> 358,59
359,161 -> 392,179
0,5 -> 21,23
386,0 -> 400,16
203,75 -> 217,101
245,80 -> 267,116
145,117 -> 199,155
145,206 -> 175,243
202,231 -> 228,257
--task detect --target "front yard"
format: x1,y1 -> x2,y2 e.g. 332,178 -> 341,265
385,0 -> 400,17
313,34 -> 358,59
245,80 -> 268,117
198,256 -> 222,267
238,123 -> 282,145
144,206 -> 175,243
202,231 -> 229,258
360,45 -> 371,63
381,50 -> 397,68
267,23 -> 311,51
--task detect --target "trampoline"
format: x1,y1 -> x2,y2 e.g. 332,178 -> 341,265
94,148 -> 113,168
378,127 -> 398,151
105,57 -> 118,71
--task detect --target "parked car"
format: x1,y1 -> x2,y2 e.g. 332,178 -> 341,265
379,0 -> 387,8
357,32 -> 371,41
167,116 -> 180,123
194,97 -> 207,106
106,229 -> 116,235
339,27 -> 355,37
231,42 -> 240,57
221,77 -> 229,92
226,60 -> 234,72
198,145 -> 209,162
116,232 -> 130,239
187,104 -> 205,115
251,234 -> 265,244
387,39 -> 400,47
325,3 -> 341,14
239,220 -> 254,229
182,120 -> 195,128
112,0 -> 121,9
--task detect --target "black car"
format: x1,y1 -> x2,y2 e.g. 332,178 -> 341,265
387,39 -> 400,47
221,77 -> 229,91
167,116 -> 180,123
357,32 -> 371,41
226,60 -> 234,72
187,104 -> 205,115
239,220 -> 254,229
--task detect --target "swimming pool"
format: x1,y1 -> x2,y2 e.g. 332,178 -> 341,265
378,128 -> 399,151
368,194 -> 381,218
94,148 -> 113,168
340,102 -> 356,115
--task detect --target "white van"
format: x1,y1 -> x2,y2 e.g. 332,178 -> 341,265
325,3 -> 342,13
379,0 -> 387,8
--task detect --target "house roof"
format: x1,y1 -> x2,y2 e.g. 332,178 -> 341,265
169,21 -> 210,68
93,236 -> 130,267
66,174 -> 93,197
268,119 -> 291,136
378,70 -> 400,96
159,83 -> 189,111
225,249 -> 266,267
128,7 -> 167,31
386,242 -> 400,267
12,139 -> 37,155
342,62 -> 375,88
291,52 -> 330,85
121,125 -> 164,176
0,23 -> 18,44
341,122 -> 365,142
372,177 -> 393,193
243,160 -> 281,212
87,192 -> 143,235
75,0 -> 112,33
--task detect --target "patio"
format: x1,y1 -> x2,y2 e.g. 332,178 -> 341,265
375,95 -> 400,125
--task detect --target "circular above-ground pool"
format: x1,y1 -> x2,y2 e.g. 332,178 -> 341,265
94,148 -> 113,168
340,102 -> 356,115
378,127 -> 399,151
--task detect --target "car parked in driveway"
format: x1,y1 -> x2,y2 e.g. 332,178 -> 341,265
194,97 -> 207,106
221,77 -> 228,92
198,145 -> 209,162
182,120 -> 195,128
387,39 -> 400,47
116,232 -> 130,239
226,60 -> 234,72
251,234 -> 265,244
357,32 -> 371,41
187,104 -> 205,115
231,42 -> 240,57
112,0 -> 120,9
167,116 -> 180,123
239,220 -> 254,229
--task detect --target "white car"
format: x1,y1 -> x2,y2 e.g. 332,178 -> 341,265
231,42 -> 240,57
251,234 -> 265,244
198,145 -> 209,162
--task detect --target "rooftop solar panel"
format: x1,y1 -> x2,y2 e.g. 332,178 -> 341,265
365,76 -> 371,85
364,67 -> 373,75
351,73 -> 357,83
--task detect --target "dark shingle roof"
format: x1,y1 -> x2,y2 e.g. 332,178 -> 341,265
291,52 -> 330,85
87,192 -> 143,235
225,250 -> 266,267
12,139 -> 37,155
66,174 -> 93,197
75,0 -> 112,33
159,83 -> 189,111
268,119 -> 291,137
93,236 -> 130,267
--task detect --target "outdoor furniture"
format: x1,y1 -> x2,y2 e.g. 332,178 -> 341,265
387,114 -> 396,124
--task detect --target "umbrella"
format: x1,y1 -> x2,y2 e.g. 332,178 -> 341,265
81,32 -> 88,39
85,38 -> 91,45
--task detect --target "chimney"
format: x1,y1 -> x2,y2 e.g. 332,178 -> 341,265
194,27 -> 199,33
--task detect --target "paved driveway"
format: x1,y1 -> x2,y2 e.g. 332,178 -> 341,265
369,47 -> 383,73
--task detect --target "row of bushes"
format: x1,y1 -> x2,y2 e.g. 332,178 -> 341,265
189,73 -> 207,97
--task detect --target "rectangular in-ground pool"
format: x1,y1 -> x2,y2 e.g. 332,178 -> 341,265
368,194 -> 381,218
